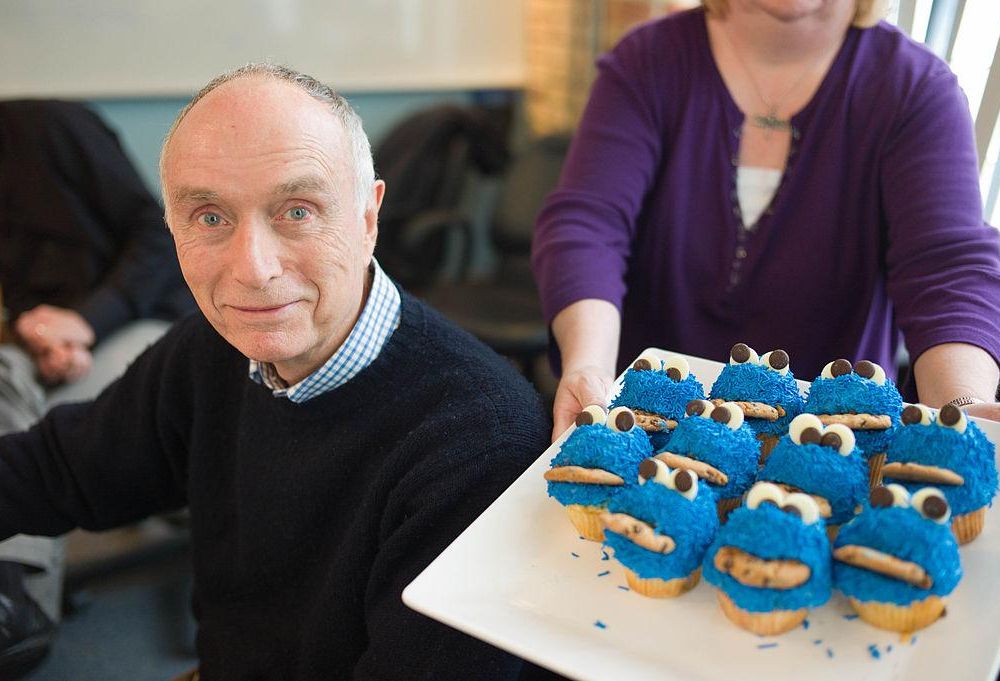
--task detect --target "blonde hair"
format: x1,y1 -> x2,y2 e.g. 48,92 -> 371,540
701,0 -> 889,28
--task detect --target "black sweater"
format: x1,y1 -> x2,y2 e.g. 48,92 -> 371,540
0,293 -> 550,679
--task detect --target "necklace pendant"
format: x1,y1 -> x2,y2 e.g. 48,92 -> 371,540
751,112 -> 791,133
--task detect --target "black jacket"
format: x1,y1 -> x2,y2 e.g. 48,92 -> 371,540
0,99 -> 192,343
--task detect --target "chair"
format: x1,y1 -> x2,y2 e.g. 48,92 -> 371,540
419,135 -> 571,384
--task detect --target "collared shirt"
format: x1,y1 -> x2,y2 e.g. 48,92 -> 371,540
249,259 -> 401,403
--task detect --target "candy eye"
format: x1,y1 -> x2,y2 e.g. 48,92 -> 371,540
667,468 -> 699,500
760,349 -> 790,376
821,423 -> 855,456
911,487 -> 951,524
711,402 -> 745,430
870,484 -> 910,509
821,358 -> 853,379
729,343 -> 759,366
901,404 -> 934,426
936,404 -> 968,434
575,404 -> 607,427
789,413 -> 824,445
607,406 -> 637,432
662,355 -> 690,382
781,493 -> 821,525
638,457 -> 671,486
746,481 -> 784,510
854,360 -> 887,386
632,351 -> 661,372
685,399 -> 715,419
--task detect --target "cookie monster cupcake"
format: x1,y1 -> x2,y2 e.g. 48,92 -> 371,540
805,359 -> 903,488
882,404 -> 998,544
833,484 -> 962,632
703,482 -> 832,635
610,350 -> 705,450
601,458 -> 719,597
756,413 -> 869,540
655,400 -> 760,520
545,405 -> 652,541
708,343 -> 804,463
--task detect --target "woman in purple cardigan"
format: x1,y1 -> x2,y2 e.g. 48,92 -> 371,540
531,0 -> 1000,439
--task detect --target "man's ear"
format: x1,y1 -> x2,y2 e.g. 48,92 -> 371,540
363,180 -> 385,256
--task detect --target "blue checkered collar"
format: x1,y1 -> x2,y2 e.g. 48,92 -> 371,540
248,258 -> 401,403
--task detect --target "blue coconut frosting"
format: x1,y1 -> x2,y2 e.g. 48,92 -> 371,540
611,370 -> 706,422
547,424 -> 652,508
702,504 -> 832,612
884,421 -> 998,515
805,374 -> 903,459
662,417 -> 760,500
833,506 -> 961,604
757,437 -> 868,525
709,363 -> 804,436
603,479 -> 719,580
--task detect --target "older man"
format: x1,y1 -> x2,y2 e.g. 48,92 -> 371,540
0,65 -> 549,678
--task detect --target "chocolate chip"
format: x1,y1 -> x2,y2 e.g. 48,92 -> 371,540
870,486 -> 894,508
940,403 -> 962,427
674,470 -> 694,492
855,360 -> 877,379
711,406 -> 732,425
760,499 -> 778,508
781,503 -> 802,518
768,349 -> 789,370
638,458 -> 658,480
575,411 -> 595,427
615,409 -> 636,432
800,427 -> 822,445
922,495 -> 949,520
686,400 -> 706,417
820,432 -> 842,450
731,342 -> 752,363
633,358 -> 652,371
901,405 -> 924,426
831,359 -> 852,377
666,367 -> 682,381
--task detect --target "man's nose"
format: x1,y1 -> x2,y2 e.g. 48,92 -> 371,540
228,219 -> 283,289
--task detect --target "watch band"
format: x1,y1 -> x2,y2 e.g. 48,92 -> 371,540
944,394 -> 985,410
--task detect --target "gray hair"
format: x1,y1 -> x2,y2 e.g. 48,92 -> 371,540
161,63 -> 375,218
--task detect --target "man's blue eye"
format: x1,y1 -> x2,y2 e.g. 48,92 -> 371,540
285,207 -> 310,220
199,213 -> 222,227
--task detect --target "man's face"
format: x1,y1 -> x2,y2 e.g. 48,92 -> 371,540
162,77 -> 384,383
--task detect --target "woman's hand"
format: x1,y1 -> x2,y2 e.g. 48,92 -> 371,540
552,365 -> 615,441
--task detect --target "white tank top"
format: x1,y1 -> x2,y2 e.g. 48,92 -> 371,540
737,166 -> 783,228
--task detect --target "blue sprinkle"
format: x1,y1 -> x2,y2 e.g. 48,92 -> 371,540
911,636 -> 918,645
843,614 -> 859,620
617,586 -> 630,591
597,570 -> 611,577
570,552 -> 580,558
868,644 -> 881,660
826,648 -> 834,659
887,645 -> 893,653
594,620 -> 607,629
601,550 -> 610,561
813,639 -> 823,645
757,643 -> 778,649
802,619 -> 810,630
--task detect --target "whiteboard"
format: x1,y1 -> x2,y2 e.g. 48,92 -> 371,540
0,0 -> 525,97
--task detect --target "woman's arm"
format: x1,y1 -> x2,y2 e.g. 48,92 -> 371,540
913,342 -> 1000,421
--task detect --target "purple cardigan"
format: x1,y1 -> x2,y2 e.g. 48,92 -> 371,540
531,9 -> 1000,387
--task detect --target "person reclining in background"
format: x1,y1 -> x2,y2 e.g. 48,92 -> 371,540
0,99 -> 194,676
0,65 -> 549,679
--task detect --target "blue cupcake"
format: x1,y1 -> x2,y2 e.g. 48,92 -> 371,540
610,351 -> 705,450
833,484 -> 962,632
804,358 -> 903,487
656,399 -> 760,519
756,413 -> 868,537
602,458 -> 719,597
545,405 -> 652,541
708,343 -> 804,461
882,403 -> 997,544
703,481 -> 832,635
